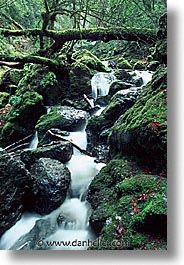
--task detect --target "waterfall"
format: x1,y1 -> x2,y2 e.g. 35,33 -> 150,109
28,131 -> 38,150
91,72 -> 116,99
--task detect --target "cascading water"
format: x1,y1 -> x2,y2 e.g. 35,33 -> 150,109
91,72 -> 116,99
28,131 -> 38,150
0,121 -> 105,250
0,66 -> 153,250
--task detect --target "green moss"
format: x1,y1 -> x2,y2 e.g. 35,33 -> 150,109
9,69 -> 25,85
35,111 -> 63,139
72,49 -> 110,72
7,91 -> 43,122
118,175 -> 166,196
133,60 -> 146,70
117,57 -> 132,69
130,194 -> 167,237
109,66 -> 167,169
0,92 -> 10,108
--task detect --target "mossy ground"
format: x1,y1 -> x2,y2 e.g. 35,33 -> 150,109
87,158 -> 167,250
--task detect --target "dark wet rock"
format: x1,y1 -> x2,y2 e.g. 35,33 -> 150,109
38,128 -> 70,146
21,141 -> 73,169
87,88 -> 140,154
114,69 -> 143,87
10,218 -> 58,250
0,149 -> 32,237
30,158 -> 71,215
109,81 -> 132,96
36,106 -> 88,141
94,95 -> 110,107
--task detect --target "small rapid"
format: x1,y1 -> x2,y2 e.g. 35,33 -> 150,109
0,66 -> 153,250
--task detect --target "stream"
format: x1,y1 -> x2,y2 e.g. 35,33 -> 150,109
0,68 -> 153,250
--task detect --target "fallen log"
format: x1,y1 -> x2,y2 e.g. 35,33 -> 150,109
83,94 -> 94,109
48,130 -> 93,157
4,134 -> 32,152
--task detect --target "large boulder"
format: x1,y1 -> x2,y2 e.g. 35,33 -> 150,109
30,158 -> 71,215
0,149 -> 32,237
109,65 -> 167,170
87,88 -> 140,154
21,141 -> 73,169
0,91 -> 46,147
36,106 -> 88,141
16,66 -> 61,105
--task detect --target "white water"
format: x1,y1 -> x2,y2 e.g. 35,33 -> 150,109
91,72 -> 116,99
0,68 -> 152,250
0,122 -> 105,250
131,70 -> 153,85
28,131 -> 38,150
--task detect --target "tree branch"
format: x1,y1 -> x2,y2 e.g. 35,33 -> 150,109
0,54 -> 62,69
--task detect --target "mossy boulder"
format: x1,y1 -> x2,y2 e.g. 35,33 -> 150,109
109,65 -> 167,170
117,57 -> 132,69
68,49 -> 110,99
0,149 -> 33,237
17,66 -> 61,105
21,141 -> 73,169
87,159 -> 167,250
36,106 -> 88,141
0,91 -> 46,147
72,49 -> 109,72
108,80 -> 132,96
147,60 -> 160,71
133,61 -> 146,70
87,88 -> 140,152
0,92 -> 10,108
69,61 -> 92,98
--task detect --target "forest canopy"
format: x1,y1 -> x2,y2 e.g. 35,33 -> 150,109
0,0 -> 167,66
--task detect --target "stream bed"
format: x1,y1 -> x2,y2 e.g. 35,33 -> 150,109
0,68 -> 153,250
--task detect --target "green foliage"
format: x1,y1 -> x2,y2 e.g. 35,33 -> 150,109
9,95 -> 22,107
39,72 -> 57,88
0,92 -> 10,108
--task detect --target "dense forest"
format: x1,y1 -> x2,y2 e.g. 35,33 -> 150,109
0,0 -> 167,250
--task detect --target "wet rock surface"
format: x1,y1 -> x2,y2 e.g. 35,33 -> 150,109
0,149 -> 32,237
36,106 -> 88,140
30,158 -> 71,215
21,141 -> 73,169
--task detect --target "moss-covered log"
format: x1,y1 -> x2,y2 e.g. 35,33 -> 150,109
0,54 -> 61,69
0,26 -> 156,44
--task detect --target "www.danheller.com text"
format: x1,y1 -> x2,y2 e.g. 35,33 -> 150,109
36,238 -> 130,248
